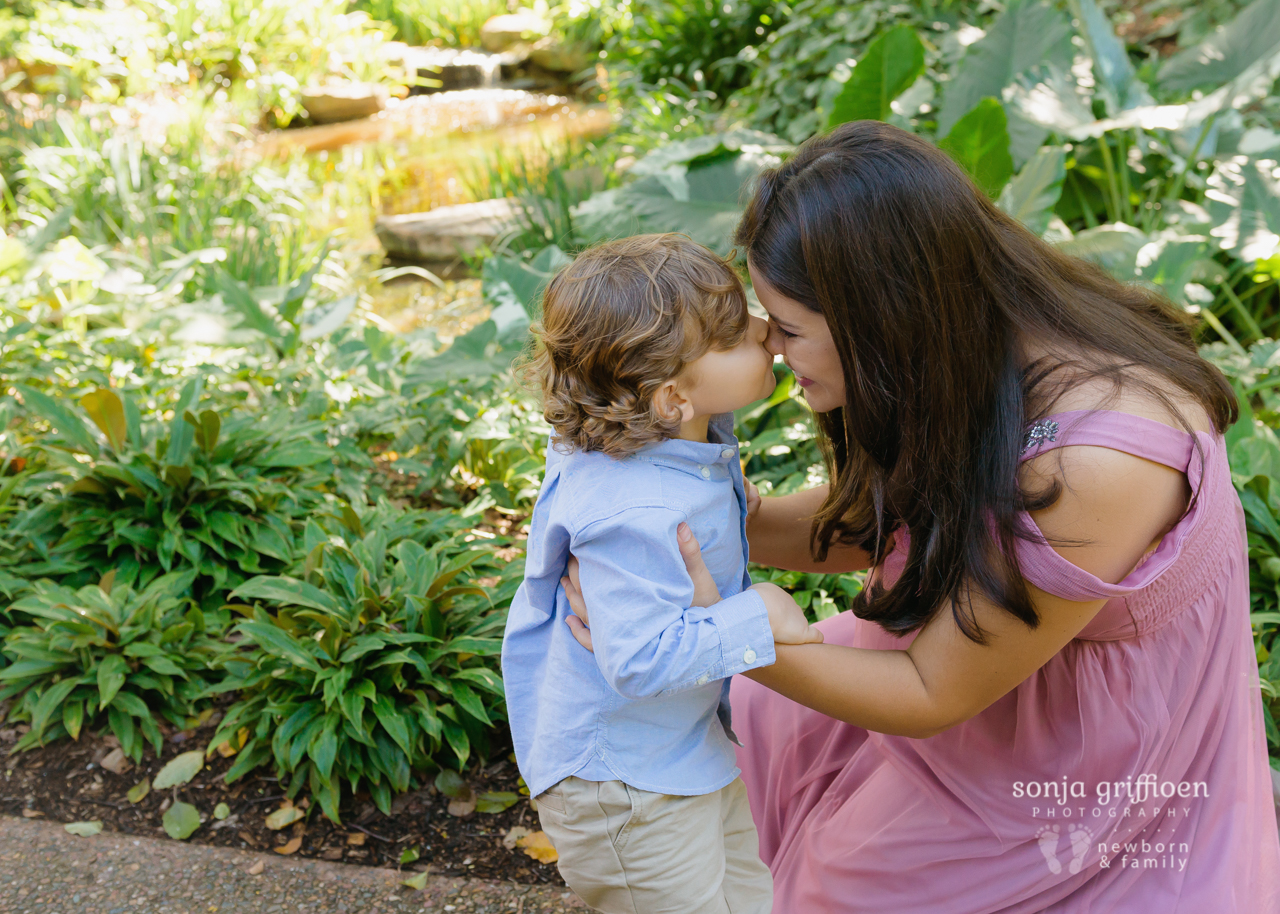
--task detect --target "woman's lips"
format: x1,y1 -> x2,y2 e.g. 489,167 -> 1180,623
796,376 -> 814,387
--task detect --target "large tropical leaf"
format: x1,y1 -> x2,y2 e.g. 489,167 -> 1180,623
1066,0 -> 1151,113
935,0 -> 1073,138
827,26 -> 926,127
1206,155 -> 1280,263
937,98 -> 1014,198
1156,0 -> 1280,95
1055,223 -> 1149,280
997,146 -> 1066,235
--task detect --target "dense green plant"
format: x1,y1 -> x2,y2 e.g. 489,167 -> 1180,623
3,381 -> 340,615
0,569 -> 221,761
604,0 -> 787,103
207,503 -> 517,820
348,0 -> 510,47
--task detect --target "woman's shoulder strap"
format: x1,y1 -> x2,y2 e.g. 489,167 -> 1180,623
1019,409 -> 1197,472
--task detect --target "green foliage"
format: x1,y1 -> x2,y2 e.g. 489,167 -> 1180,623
0,570 -> 220,761
349,0 -> 510,48
2,382 -> 339,614
937,98 -> 1015,198
827,25 -> 925,128
208,504 -> 518,820
604,0 -> 786,103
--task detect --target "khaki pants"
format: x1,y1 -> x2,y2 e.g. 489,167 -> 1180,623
535,776 -> 773,914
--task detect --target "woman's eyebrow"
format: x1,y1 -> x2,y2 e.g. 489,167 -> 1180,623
769,315 -> 801,332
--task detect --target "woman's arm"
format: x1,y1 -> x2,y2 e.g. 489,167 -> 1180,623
744,443 -> 1191,737
747,485 -> 872,573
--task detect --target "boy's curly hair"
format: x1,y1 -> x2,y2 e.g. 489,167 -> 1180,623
530,233 -> 749,458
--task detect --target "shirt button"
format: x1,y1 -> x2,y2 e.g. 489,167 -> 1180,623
700,466 -> 711,478
721,448 -> 734,459
743,648 -> 757,664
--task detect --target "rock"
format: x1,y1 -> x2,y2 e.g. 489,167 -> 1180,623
480,10 -> 551,53
375,199 -> 522,262
401,47 -> 511,92
530,37 -> 590,74
300,83 -> 388,124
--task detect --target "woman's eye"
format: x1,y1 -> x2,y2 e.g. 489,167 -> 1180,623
773,324 -> 795,339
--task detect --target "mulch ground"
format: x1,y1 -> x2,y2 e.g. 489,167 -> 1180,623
0,721 -> 565,889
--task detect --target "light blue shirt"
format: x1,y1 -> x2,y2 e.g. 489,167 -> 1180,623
502,414 -> 776,798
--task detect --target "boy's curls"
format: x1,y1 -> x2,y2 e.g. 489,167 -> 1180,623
529,233 -> 749,459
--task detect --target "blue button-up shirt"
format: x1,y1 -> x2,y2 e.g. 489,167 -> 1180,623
502,414 -> 776,798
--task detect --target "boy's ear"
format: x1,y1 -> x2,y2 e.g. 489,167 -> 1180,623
653,378 -> 696,424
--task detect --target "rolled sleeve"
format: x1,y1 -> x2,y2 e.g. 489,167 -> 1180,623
704,587 -> 775,677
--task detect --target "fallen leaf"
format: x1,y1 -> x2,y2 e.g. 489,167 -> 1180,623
434,769 -> 471,799
126,778 -> 150,804
265,805 -> 305,830
152,750 -> 204,789
64,820 -> 103,837
213,802 -> 230,820
502,826 -> 532,850
238,830 -> 262,848
346,832 -> 366,846
162,801 -> 201,840
247,860 -> 265,875
476,791 -> 520,814
320,847 -> 345,860
274,835 -> 303,855
400,846 -> 420,864
20,809 -> 42,818
447,795 -> 476,818
401,871 -> 429,891
517,830 -> 558,864
99,748 -> 130,776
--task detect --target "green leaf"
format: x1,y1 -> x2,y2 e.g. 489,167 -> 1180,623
402,872 -> 429,891
996,146 -> 1066,235
213,802 -> 230,820
434,768 -> 470,799
64,820 -> 103,836
265,805 -> 306,830
231,577 -> 341,615
475,791 -> 520,814
371,694 -> 413,759
153,750 -> 205,789
162,801 -> 201,840
400,846 -> 421,864
127,778 -> 150,803
935,0 -> 1074,138
1205,156 -> 1280,264
937,98 -> 1014,198
309,722 -> 339,782
1054,223 -> 1149,280
15,384 -> 100,455
63,698 -> 84,741
31,678 -> 80,739
96,655 -> 127,711
827,26 -> 926,127
236,621 -> 324,672
1156,0 -> 1280,95
254,440 -> 333,468
1066,0 -> 1149,112
165,376 -> 203,467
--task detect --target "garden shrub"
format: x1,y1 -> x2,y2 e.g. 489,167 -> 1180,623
0,569 -> 221,761
208,501 -> 519,820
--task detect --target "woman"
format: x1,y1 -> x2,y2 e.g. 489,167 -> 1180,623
562,121 -> 1280,911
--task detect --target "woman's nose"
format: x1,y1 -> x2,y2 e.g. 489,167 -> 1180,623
763,325 -> 785,357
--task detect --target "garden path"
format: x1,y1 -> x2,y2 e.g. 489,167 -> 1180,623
0,817 -> 585,914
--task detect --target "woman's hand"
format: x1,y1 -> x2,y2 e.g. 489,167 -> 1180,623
750,581 -> 824,645
745,479 -> 762,523
564,522 -> 721,652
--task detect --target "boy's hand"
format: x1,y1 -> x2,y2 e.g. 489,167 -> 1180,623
750,581 -> 825,645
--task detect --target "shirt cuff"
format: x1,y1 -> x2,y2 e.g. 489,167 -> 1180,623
708,588 -> 776,677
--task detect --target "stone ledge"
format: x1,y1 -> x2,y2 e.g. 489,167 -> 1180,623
375,199 -> 523,262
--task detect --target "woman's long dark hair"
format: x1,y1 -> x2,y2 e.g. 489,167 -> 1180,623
735,121 -> 1236,643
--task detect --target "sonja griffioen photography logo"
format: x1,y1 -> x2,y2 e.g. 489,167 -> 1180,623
1013,775 -> 1207,875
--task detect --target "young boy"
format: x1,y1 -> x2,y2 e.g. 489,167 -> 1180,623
502,234 -> 822,914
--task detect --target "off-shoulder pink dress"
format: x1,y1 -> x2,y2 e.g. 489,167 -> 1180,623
731,410 -> 1280,912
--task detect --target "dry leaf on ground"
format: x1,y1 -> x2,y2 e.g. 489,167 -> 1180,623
346,832 -> 366,846
517,830 -> 558,864
99,748 -> 130,775
126,778 -> 150,804
247,860 -> 265,875
447,794 -> 477,818
21,809 -> 42,818
265,804 -> 304,830
274,835 -> 303,855
502,826 -> 532,850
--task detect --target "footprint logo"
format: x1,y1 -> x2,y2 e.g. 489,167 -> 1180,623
1036,824 -> 1062,874
1066,824 -> 1092,875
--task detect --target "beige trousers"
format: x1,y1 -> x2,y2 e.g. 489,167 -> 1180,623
535,776 -> 773,914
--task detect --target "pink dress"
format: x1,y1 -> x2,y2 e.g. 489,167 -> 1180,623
732,410 -> 1280,912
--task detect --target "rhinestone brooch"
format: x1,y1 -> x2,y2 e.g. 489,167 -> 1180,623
1021,419 -> 1059,454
